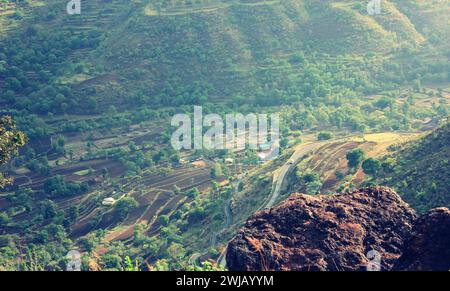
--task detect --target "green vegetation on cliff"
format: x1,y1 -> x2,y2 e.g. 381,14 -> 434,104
376,121 -> 450,213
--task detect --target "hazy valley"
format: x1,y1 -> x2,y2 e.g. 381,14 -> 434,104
0,0 -> 449,271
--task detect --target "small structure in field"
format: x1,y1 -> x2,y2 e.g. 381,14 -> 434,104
225,158 -> 234,165
258,143 -> 272,151
192,159 -> 207,168
102,197 -> 116,206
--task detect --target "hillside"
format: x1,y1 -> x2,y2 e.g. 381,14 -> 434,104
376,121 -> 450,213
1,0 -> 448,114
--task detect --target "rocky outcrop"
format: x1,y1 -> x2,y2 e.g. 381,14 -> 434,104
393,207 -> 450,271
227,187 -> 417,271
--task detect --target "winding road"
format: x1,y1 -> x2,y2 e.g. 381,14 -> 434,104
217,141 -> 323,268
262,142 -> 323,209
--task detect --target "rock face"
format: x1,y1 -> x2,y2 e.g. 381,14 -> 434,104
227,187 -> 417,271
393,207 -> 450,271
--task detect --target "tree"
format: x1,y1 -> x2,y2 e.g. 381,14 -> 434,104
79,236 -> 96,253
43,175 -> 66,197
101,254 -> 122,270
188,206 -> 206,224
210,167 -> 217,179
39,199 -> 57,219
0,213 -> 11,227
159,215 -> 170,226
214,163 -> 223,176
124,256 -> 140,271
52,135 -> 66,155
172,185 -> 182,195
373,97 -> 393,110
43,175 -> 88,197
362,158 -> 381,176
170,152 -> 180,165
318,132 -> 333,141
289,52 -> 305,64
5,77 -> 21,91
128,141 -> 137,152
114,197 -> 139,220
0,117 -> 26,188
34,230 -> 49,244
66,205 -> 79,225
346,148 -> 365,169
211,180 -> 220,196
8,188 -> 33,211
302,171 -> 321,183
167,242 -> 186,262
296,170 -> 322,194
186,187 -> 200,199
153,259 -> 170,271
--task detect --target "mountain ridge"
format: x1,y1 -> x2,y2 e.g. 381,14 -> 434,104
1,0 -> 448,114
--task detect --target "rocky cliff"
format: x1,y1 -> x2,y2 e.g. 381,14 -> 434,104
227,187 -> 449,271
393,207 -> 450,271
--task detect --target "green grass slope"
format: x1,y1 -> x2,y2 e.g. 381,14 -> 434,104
1,0 -> 448,114
377,120 -> 450,213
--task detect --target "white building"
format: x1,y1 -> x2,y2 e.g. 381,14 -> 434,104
102,197 -> 116,206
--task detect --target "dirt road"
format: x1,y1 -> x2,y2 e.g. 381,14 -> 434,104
263,142 -> 323,209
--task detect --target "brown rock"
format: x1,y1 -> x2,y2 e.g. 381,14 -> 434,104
394,207 -> 450,271
227,187 -> 417,271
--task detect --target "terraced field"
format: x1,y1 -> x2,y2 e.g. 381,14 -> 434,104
144,0 -> 283,16
289,132 -> 421,194
66,157 -> 253,247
